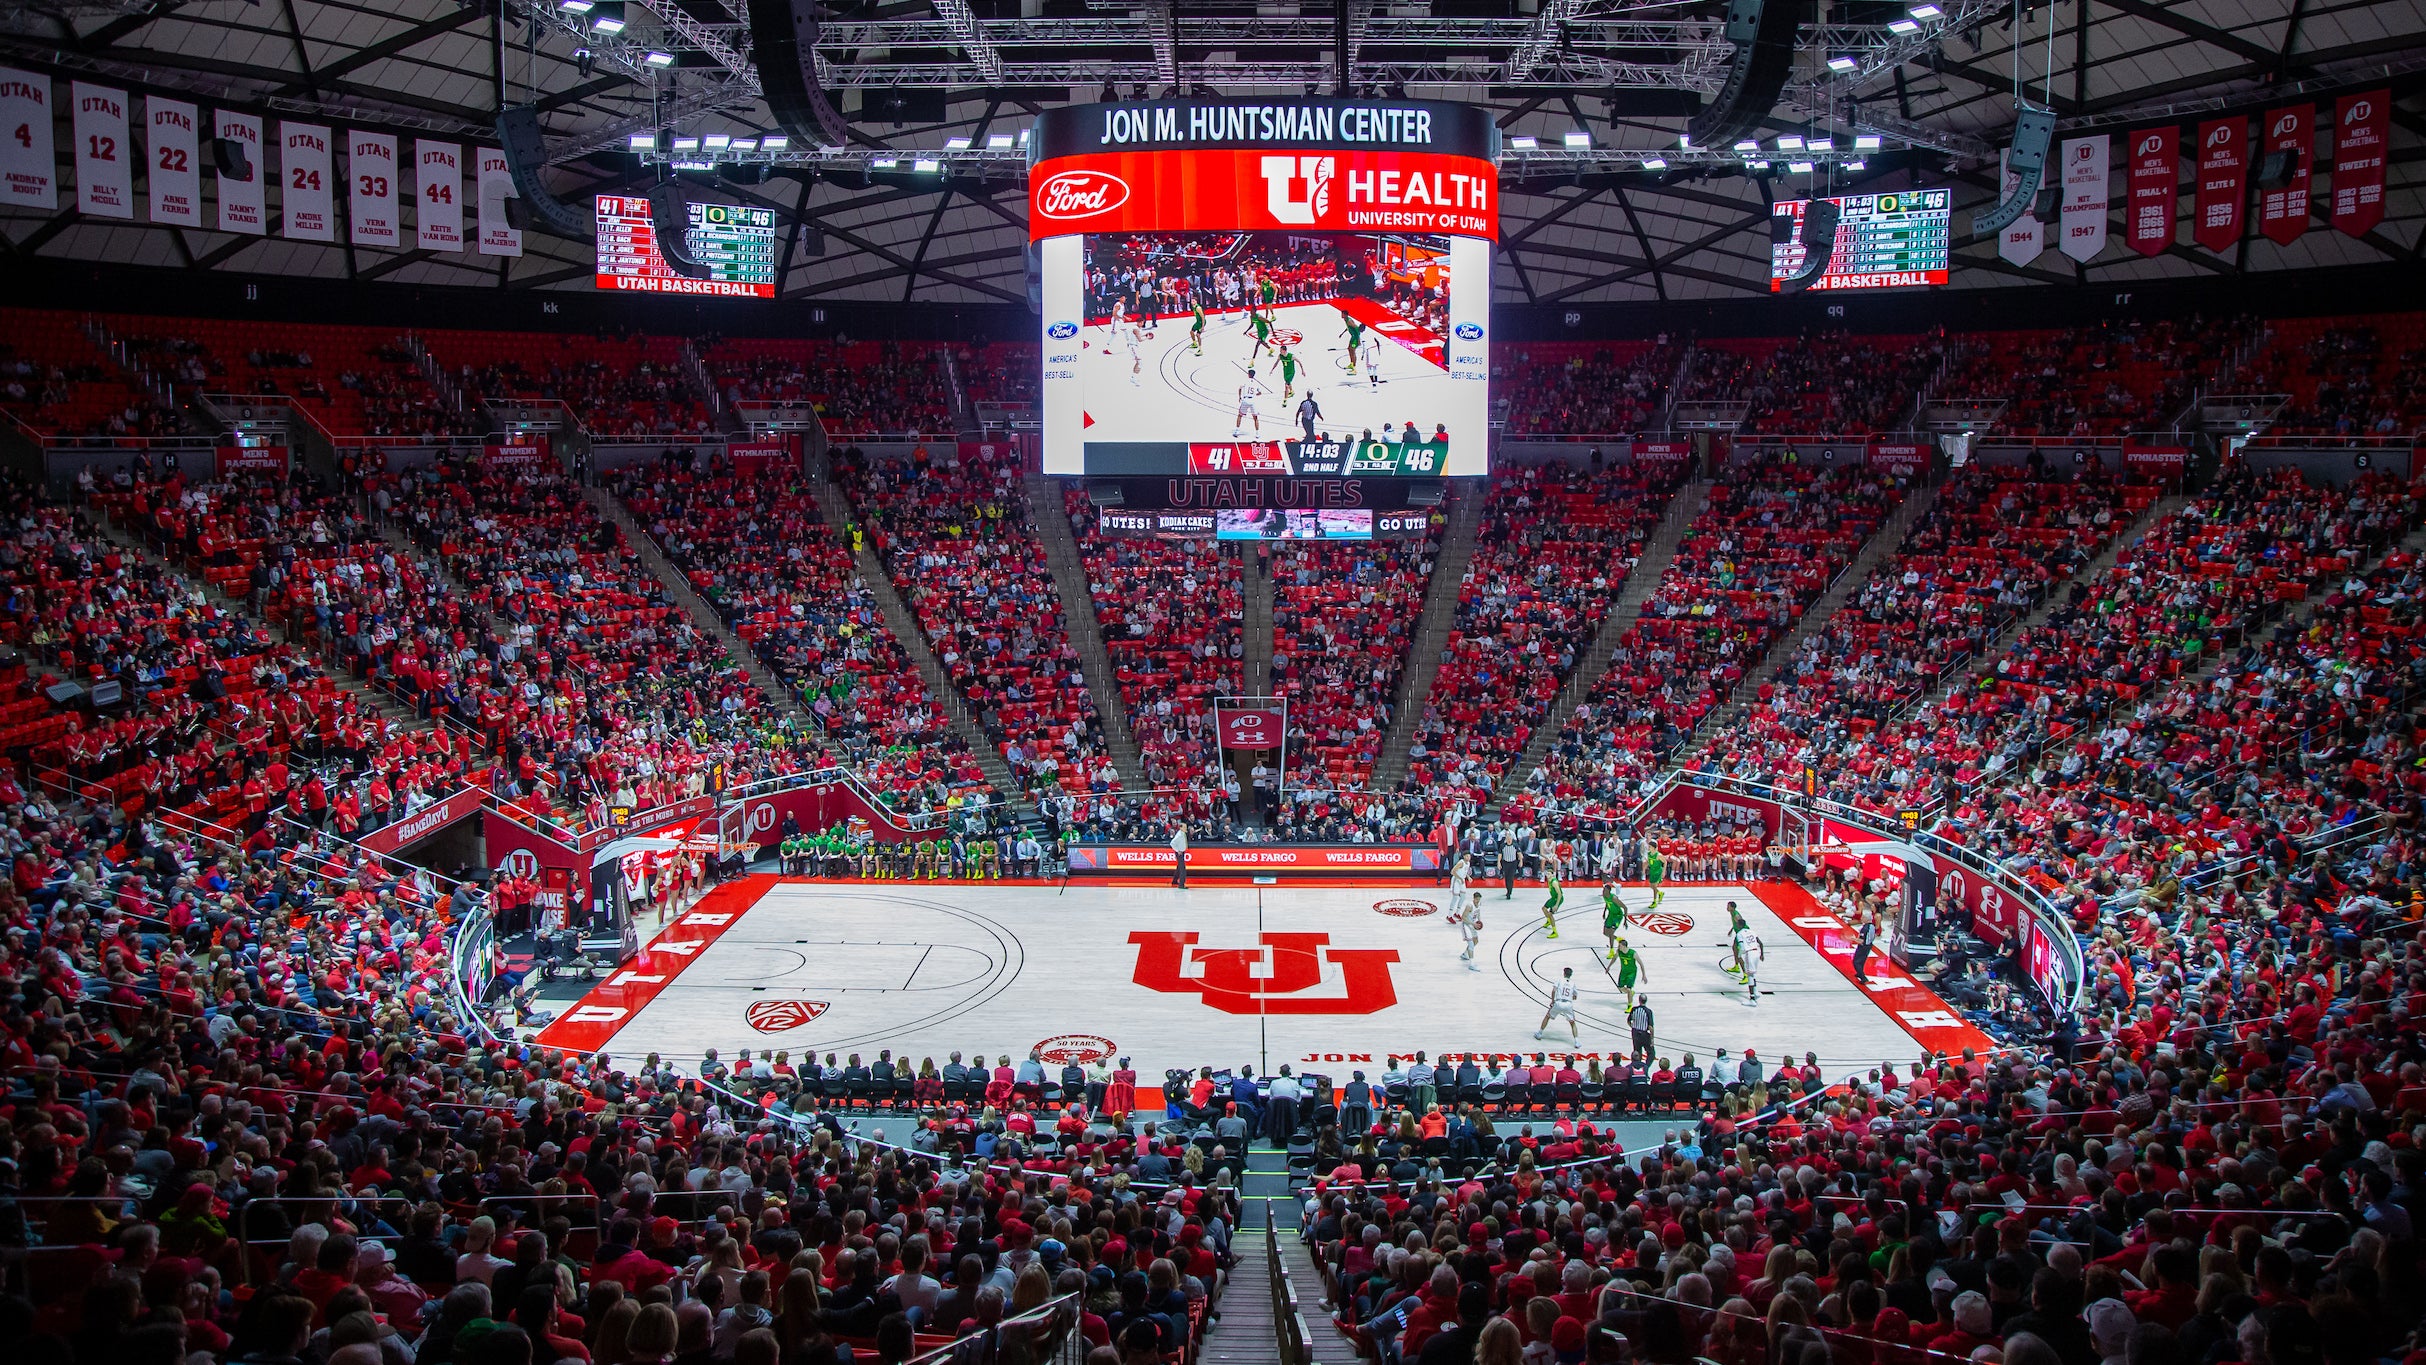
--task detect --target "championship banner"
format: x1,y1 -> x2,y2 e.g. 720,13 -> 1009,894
1995,148 -> 2044,266
1070,844 -> 1443,874
1867,441 -> 1932,477
2193,117 -> 2247,252
483,434 -> 550,469
1218,708 -> 1284,750
147,97 -> 201,225
2256,104 -> 2313,246
2123,444 -> 2189,475
70,82 -> 134,219
415,140 -> 463,250
2331,89 -> 2389,239
0,68 -> 55,210
215,110 -> 265,233
1631,438 -> 1694,463
728,436 -> 798,477
214,444 -> 290,476
347,130 -> 399,246
476,146 -> 521,256
2124,125 -> 2177,257
2057,135 -> 2109,262
280,121 -> 335,241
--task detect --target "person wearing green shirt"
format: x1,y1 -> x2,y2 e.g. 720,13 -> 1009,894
1189,299 -> 1207,355
1644,840 -> 1667,911
1260,275 -> 1278,311
1248,310 -> 1274,365
1339,313 -> 1366,371
1540,865 -> 1563,939
1277,346 -> 1300,401
1610,937 -> 1646,1011
1602,880 -> 1627,958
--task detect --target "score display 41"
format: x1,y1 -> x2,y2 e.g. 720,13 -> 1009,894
593,194 -> 778,298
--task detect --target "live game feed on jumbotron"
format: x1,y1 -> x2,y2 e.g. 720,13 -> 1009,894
1030,98 -> 1498,478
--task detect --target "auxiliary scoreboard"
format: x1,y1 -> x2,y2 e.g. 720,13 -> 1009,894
594,194 -> 778,298
1769,188 -> 1952,292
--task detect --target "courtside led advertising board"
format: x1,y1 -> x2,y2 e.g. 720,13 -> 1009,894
594,194 -> 778,298
1032,98 -> 1496,477
1768,189 -> 1951,291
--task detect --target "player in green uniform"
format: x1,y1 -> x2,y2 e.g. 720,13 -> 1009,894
1277,346 -> 1300,400
1602,879 -> 1628,959
1189,298 -> 1207,355
1248,310 -> 1274,365
1339,313 -> 1367,371
1644,839 -> 1667,911
1718,898 -> 1748,949
1610,936 -> 1646,1011
1540,864 -> 1563,939
1260,275 -> 1279,313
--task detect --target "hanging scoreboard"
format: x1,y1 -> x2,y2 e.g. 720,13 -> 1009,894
594,194 -> 779,298
1769,188 -> 1952,292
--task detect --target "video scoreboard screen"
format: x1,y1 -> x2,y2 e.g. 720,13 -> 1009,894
594,194 -> 778,298
1032,98 -> 1498,478
1769,189 -> 1951,292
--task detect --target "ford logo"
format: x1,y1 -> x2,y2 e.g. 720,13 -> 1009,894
1047,320 -> 1078,339
1036,169 -> 1131,219
1453,322 -> 1484,341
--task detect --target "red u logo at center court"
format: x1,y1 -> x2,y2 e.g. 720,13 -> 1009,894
1128,931 -> 1400,1015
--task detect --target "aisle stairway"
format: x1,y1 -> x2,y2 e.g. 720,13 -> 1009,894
582,487 -> 808,720
1898,490 -> 2188,716
801,455 -> 1036,819
1369,485 -> 1485,790
1668,479 -> 1939,766
1482,477 -> 1710,817
1242,542 -> 1276,695
1021,474 -> 1147,781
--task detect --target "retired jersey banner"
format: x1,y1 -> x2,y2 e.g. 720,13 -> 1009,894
215,110 -> 265,233
70,82 -> 134,219
347,130 -> 399,246
476,146 -> 521,257
0,69 -> 54,210
2124,125 -> 2177,257
2193,117 -> 2246,252
2257,104 -> 2312,246
2332,89 -> 2388,239
1995,149 -> 2044,266
2057,135 -> 2109,262
147,97 -> 201,225
415,140 -> 462,250
280,121 -> 335,240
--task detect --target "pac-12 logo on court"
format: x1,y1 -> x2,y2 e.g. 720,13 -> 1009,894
745,1000 -> 830,1033
1033,1034 -> 1117,1065
1129,931 -> 1400,1015
1628,909 -> 1694,937
1372,898 -> 1439,918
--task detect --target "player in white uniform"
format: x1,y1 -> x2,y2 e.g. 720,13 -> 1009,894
1446,855 -> 1470,915
1458,892 -> 1483,970
1234,369 -> 1266,436
1536,966 -> 1580,1042
1361,333 -> 1385,387
1729,926 -> 1765,1003
1124,321 -> 1143,386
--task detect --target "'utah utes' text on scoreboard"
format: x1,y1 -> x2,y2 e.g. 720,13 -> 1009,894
1032,98 -> 1497,479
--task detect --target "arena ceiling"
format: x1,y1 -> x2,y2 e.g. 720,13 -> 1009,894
2,0 -> 2422,306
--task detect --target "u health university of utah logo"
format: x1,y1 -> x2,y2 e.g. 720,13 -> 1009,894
1129,931 -> 1400,1015
745,999 -> 829,1033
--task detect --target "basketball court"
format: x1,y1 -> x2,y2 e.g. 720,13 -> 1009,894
531,877 -> 1994,1087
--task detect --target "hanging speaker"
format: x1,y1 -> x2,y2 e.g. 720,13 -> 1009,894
2032,184 -> 2061,221
647,184 -> 715,279
211,134 -> 252,182
1972,105 -> 2058,236
2254,147 -> 2301,190
494,105 -> 596,239
1776,198 -> 1840,293
749,0 -> 850,148
1684,0 -> 1809,151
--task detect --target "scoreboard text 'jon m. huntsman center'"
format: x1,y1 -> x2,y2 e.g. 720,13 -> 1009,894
1031,98 -> 1498,480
